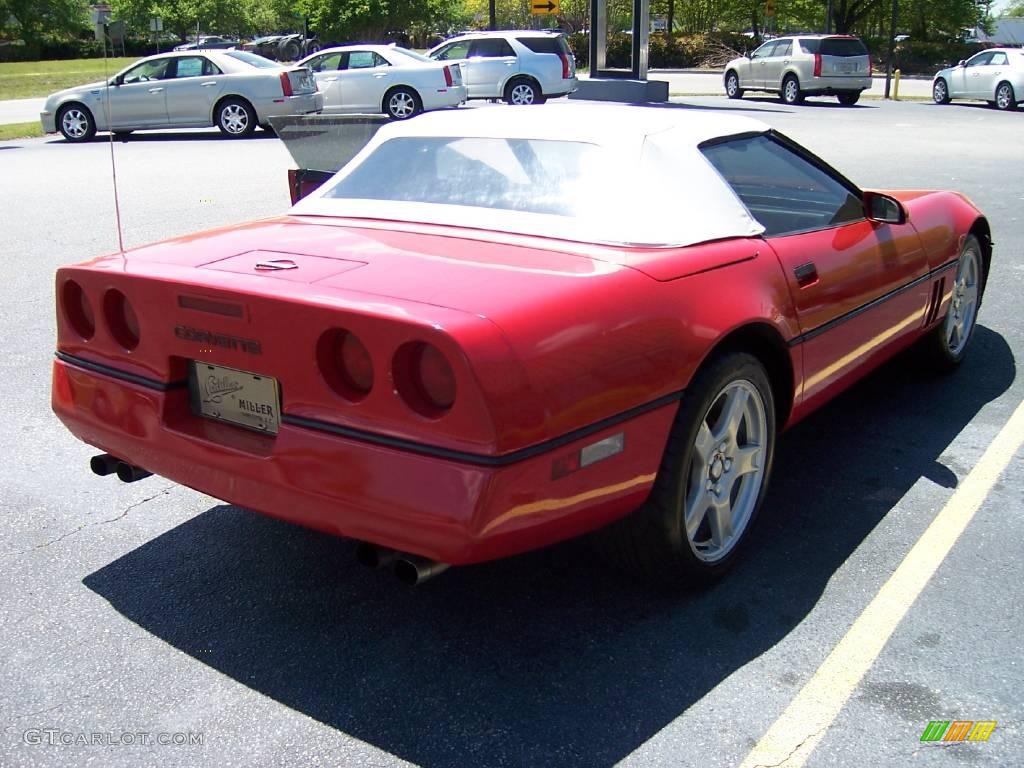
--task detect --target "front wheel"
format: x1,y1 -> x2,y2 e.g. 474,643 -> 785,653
994,82 -> 1017,111
932,78 -> 951,104
216,98 -> 257,137
725,71 -> 744,99
505,78 -> 542,105
58,104 -> 96,142
781,75 -> 803,105
923,234 -> 984,370
384,87 -> 422,120
601,352 -> 776,588
837,90 -> 860,106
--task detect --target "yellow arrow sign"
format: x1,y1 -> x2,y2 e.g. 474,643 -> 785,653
532,0 -> 559,15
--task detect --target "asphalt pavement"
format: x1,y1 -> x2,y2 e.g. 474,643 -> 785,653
1,99 -> 1021,768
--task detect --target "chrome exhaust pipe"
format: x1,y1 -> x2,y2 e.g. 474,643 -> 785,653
355,542 -> 398,569
393,554 -> 450,586
90,453 -> 121,477
115,462 -> 152,483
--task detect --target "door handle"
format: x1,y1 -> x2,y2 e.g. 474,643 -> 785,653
373,73 -> 387,78
794,262 -> 818,287
201,81 -> 217,87
148,87 -> 163,93
324,76 -> 338,82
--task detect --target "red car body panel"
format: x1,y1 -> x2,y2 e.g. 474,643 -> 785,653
52,189 -> 987,564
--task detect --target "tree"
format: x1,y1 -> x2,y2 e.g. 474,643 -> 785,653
0,0 -> 89,57
1005,0 -> 1024,16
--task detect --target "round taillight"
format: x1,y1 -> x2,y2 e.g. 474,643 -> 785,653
62,280 -> 95,340
317,329 -> 373,400
103,289 -> 139,350
393,341 -> 456,417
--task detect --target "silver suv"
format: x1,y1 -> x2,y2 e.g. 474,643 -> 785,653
723,35 -> 871,106
428,30 -> 577,104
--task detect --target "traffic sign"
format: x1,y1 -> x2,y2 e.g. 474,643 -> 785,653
532,0 -> 559,15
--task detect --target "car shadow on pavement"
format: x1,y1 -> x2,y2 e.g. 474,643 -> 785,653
84,326 -> 1014,767
47,131 -> 278,145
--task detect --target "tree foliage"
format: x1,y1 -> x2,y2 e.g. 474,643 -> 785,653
0,0 -> 89,56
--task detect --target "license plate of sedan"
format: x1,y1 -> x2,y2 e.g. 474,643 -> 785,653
189,361 -> 280,434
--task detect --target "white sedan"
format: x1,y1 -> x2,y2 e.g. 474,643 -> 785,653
932,47 -> 1024,111
296,45 -> 467,120
40,50 -> 322,141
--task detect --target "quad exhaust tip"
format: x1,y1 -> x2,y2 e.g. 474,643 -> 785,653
90,454 -> 152,483
356,542 -> 450,585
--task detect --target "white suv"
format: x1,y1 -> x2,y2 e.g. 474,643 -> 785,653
723,34 -> 872,106
428,30 -> 577,104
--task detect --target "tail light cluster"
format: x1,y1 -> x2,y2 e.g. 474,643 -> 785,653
443,65 -> 453,87
317,329 -> 457,418
61,280 -> 140,351
559,52 -> 571,79
279,71 -> 294,97
813,53 -> 822,77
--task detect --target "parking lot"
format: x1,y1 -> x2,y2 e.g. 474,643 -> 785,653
1,96 -> 1022,767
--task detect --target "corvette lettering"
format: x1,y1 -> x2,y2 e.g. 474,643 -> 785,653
174,325 -> 261,354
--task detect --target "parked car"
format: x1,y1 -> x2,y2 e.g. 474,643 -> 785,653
428,30 -> 576,104
723,34 -> 872,105
296,45 -> 466,120
932,48 -> 1024,111
40,50 -> 322,142
173,35 -> 240,52
52,104 -> 989,589
243,33 -> 320,62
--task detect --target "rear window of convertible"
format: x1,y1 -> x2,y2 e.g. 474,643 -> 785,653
324,137 -> 600,217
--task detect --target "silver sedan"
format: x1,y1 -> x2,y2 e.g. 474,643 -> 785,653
40,50 -> 323,142
932,48 -> 1024,111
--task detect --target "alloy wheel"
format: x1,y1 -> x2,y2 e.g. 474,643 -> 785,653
683,379 -> 768,563
944,245 -> 980,356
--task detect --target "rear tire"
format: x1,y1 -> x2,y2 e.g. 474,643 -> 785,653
383,87 -> 422,120
599,352 -> 776,589
58,104 -> 96,142
505,77 -> 542,105
725,71 -> 744,99
837,90 -> 860,106
215,98 -> 257,138
932,78 -> 951,104
994,81 -> 1017,111
922,234 -> 984,371
781,75 -> 803,105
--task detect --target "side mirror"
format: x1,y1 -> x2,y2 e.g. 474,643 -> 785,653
864,191 -> 907,225
958,59 -> 966,67
110,74 -> 124,86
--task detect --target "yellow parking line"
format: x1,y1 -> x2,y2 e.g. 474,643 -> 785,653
739,397 -> 1024,768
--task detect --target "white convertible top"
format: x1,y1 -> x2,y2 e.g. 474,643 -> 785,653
290,103 -> 770,247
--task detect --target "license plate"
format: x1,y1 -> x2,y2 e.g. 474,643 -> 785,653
838,62 -> 856,74
189,361 -> 280,434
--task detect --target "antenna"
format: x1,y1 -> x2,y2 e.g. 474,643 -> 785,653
101,21 -> 126,255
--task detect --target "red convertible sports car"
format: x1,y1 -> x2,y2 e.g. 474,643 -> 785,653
52,104 -> 989,588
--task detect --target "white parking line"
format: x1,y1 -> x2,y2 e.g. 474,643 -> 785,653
738,397 -> 1024,768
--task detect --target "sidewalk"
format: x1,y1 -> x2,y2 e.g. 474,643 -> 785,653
0,74 -> 932,126
0,97 -> 44,125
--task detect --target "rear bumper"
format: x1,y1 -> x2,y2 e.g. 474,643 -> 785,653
53,357 -> 676,564
422,85 -> 468,111
803,75 -> 871,93
256,92 -> 323,121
